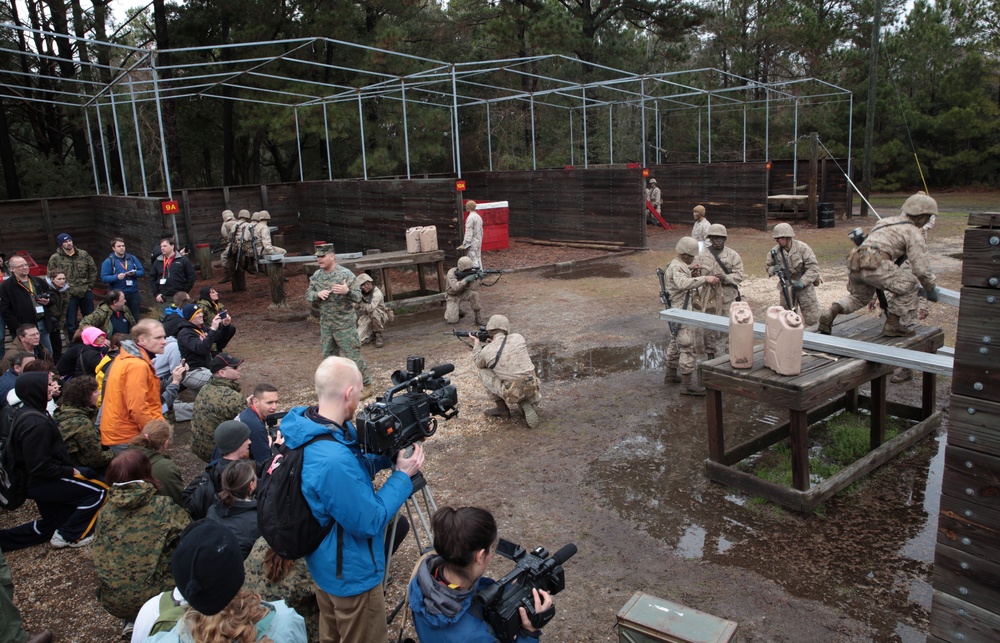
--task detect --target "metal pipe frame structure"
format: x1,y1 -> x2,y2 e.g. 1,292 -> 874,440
0,23 -> 852,191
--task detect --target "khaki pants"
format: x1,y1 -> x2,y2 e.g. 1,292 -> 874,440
444,290 -> 480,324
316,584 -> 386,643
835,262 -> 919,320
665,325 -> 700,375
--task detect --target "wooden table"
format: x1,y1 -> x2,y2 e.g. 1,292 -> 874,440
701,313 -> 944,512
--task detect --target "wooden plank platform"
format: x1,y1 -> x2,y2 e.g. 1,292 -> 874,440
701,313 -> 944,512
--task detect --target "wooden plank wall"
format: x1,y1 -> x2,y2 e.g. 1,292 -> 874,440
463,168 -> 646,246
90,195 -> 165,299
644,162 -> 770,231
768,159 -> 853,219
929,213 -> 1000,643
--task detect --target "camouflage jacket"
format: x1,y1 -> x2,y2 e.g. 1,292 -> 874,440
196,298 -> 226,326
244,537 -> 320,641
92,481 -> 190,619
664,257 -> 709,311
695,245 -> 744,308
191,376 -> 244,462
306,264 -> 361,323
80,303 -> 136,335
691,219 -> 711,244
446,267 -> 479,299
129,445 -> 185,507
860,215 -> 936,291
765,239 -> 821,286
53,404 -> 114,471
473,332 -> 535,381
48,247 -> 98,297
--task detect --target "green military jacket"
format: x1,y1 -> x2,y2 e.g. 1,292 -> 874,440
190,376 -> 244,462
129,445 -> 185,507
305,264 -> 361,324
53,404 -> 115,471
92,481 -> 190,619
80,303 -> 137,335
48,247 -> 98,298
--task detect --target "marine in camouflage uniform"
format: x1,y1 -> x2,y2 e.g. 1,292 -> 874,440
353,273 -> 393,347
820,192 -> 940,337
691,205 -> 710,252
219,210 -> 237,283
663,237 -> 719,396
190,375 -> 244,462
92,480 -> 190,619
445,256 -> 483,325
305,244 -> 371,391
244,537 -> 320,641
472,315 -> 540,428
694,224 -> 744,357
764,223 -> 821,328
253,210 -> 285,255
53,404 -> 115,471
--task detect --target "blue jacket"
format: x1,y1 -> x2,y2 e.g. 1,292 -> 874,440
100,252 -> 146,295
280,406 -> 413,597
238,406 -> 272,466
145,599 -> 306,642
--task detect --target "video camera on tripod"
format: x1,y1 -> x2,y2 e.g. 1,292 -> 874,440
355,356 -> 458,458
475,539 -> 577,642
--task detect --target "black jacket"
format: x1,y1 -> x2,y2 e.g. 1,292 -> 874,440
12,372 -> 75,485
150,254 -> 196,299
0,275 -> 49,340
176,319 -> 220,370
206,497 -> 260,559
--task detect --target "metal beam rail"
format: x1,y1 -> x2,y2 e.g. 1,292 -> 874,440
659,308 -> 953,377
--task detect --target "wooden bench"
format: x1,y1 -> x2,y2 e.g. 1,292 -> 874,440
258,250 -> 446,306
701,313 -> 943,512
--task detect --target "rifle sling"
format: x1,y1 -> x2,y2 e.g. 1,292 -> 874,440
486,333 -> 508,370
709,249 -> 742,302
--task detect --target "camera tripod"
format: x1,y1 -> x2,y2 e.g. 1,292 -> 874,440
384,471 -> 437,624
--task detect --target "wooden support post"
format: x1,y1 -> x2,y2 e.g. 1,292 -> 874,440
266,262 -> 286,306
194,243 -> 214,280
808,132 -> 819,227
381,268 -> 392,301
706,388 -> 724,462
231,266 -> 247,293
260,185 -> 269,211
790,409 -> 810,491
436,260 -> 446,293
181,190 -> 196,250
222,186 -> 231,210
871,374 -> 887,450
922,373 -> 936,418
40,199 -> 55,249
417,263 -> 427,293
845,387 -> 859,413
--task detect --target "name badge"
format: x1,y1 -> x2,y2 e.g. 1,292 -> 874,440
35,305 -> 44,314
125,280 -> 133,286
159,278 -> 167,285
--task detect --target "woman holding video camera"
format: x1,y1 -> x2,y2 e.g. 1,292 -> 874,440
408,506 -> 553,642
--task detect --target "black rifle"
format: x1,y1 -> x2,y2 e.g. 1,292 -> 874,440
770,248 -> 795,310
446,327 -> 490,343
655,267 -> 680,336
454,268 -> 512,286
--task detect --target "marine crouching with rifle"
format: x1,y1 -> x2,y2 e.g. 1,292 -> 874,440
658,237 -> 718,396
764,223 -> 822,329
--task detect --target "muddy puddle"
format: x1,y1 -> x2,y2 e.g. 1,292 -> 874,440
541,262 -> 630,280
531,342 -> 668,380
587,370 -> 944,640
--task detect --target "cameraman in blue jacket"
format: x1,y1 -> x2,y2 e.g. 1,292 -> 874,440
408,506 -> 553,642
279,356 -> 424,642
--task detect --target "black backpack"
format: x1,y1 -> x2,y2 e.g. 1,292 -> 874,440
257,434 -> 338,561
0,404 -> 44,510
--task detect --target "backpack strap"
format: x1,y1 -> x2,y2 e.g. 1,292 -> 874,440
150,590 -> 187,635
396,552 -> 434,643
301,433 -> 343,576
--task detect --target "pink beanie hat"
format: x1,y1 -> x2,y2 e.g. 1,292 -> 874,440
82,327 -> 106,347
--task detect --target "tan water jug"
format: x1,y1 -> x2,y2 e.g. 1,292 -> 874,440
419,225 -> 438,252
405,227 -> 422,253
763,305 -> 804,376
729,301 -> 755,369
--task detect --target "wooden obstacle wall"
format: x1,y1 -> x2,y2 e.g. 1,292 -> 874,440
768,159 -> 853,219
644,162 -> 769,231
929,212 -> 1000,642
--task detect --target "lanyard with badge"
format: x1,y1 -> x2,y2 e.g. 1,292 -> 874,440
118,256 -> 134,287
18,278 -> 45,316
160,255 -> 173,287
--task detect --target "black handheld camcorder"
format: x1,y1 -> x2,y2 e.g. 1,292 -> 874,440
264,411 -> 287,443
355,356 -> 458,457
475,539 -> 577,642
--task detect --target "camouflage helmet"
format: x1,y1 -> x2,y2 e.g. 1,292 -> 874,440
900,191 -> 938,218
692,205 -> 706,217
675,237 -> 699,256
486,314 -> 510,334
457,256 -> 474,271
222,210 -> 235,221
250,211 -> 262,222
237,209 -> 252,220
706,223 -> 728,238
772,223 -> 795,239
257,210 -> 271,221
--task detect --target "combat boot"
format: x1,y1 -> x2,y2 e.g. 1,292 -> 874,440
818,303 -> 843,335
882,313 -> 915,337
520,401 -> 540,428
485,399 -> 511,418
680,373 -> 706,397
474,310 -> 485,326
374,333 -> 384,348
664,367 -> 681,384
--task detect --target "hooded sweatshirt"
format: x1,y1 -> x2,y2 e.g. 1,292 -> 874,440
12,372 -> 76,485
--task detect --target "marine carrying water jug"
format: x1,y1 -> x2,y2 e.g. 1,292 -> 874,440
729,301 -> 755,369
763,305 -> 804,376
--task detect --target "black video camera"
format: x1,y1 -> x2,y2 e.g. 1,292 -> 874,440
265,411 -> 287,443
475,539 -> 577,642
355,356 -> 458,457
